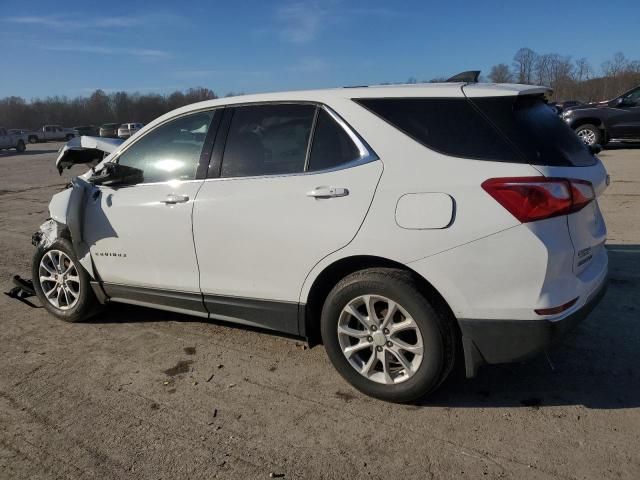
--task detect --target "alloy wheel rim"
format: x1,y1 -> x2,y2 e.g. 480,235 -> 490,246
39,250 -> 81,310
337,295 -> 424,385
577,128 -> 596,145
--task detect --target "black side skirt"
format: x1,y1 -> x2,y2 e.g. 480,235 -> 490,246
100,283 -> 302,336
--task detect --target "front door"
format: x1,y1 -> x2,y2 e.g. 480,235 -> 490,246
0,129 -> 8,148
83,109 -> 218,313
193,104 -> 382,334
608,88 -> 640,139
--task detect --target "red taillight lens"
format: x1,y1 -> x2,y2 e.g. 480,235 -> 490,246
535,297 -> 578,315
482,177 -> 595,223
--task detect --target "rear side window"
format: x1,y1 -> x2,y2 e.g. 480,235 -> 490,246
470,95 -> 595,167
221,104 -> 316,178
355,96 -> 595,166
307,109 -> 361,171
354,98 -> 518,162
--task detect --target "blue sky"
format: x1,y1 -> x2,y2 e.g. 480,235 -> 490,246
1,0 -> 639,99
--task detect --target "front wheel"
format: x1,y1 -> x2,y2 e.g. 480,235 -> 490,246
321,268 -> 455,403
575,124 -> 602,146
32,238 -> 98,322
15,140 -> 26,153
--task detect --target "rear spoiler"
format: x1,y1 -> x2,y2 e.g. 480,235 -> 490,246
56,136 -> 123,174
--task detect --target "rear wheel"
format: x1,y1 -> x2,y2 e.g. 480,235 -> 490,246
321,268 -> 455,402
15,140 -> 26,153
575,124 -> 602,146
32,238 -> 98,322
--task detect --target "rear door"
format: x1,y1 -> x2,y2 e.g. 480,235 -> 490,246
192,103 -> 382,334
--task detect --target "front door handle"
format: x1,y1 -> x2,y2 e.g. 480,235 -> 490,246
306,186 -> 349,199
162,194 -> 189,204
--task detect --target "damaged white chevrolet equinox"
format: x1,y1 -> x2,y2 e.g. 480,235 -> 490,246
34,80 -> 608,402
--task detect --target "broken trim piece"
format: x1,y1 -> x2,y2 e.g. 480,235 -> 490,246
56,136 -> 123,174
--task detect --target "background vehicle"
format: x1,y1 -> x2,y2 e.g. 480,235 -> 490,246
0,127 -> 27,152
117,122 -> 144,139
562,86 -> 640,145
99,123 -> 120,138
73,125 -> 99,137
27,125 -> 76,143
553,100 -> 584,115
41,82 -> 608,402
8,128 -> 30,135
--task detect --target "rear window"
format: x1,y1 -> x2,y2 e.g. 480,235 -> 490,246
354,96 -> 595,167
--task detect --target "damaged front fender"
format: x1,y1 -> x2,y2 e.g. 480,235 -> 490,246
34,177 -> 96,279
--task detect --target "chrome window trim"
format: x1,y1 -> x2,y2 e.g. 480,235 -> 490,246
319,104 -> 377,167
108,100 -> 379,187
215,102 -> 379,181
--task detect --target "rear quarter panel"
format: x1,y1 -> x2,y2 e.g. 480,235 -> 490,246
299,97 -> 543,304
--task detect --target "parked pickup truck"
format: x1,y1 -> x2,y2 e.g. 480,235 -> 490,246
0,127 -> 27,152
27,125 -> 77,144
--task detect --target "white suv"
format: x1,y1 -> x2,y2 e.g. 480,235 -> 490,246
39,82 -> 608,402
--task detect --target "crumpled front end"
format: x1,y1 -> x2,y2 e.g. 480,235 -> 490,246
56,136 -> 123,174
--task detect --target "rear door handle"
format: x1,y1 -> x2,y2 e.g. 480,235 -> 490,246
162,194 -> 189,204
306,186 -> 349,199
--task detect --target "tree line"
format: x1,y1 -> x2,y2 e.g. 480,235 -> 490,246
0,87 -> 222,130
406,49 -> 640,102
488,48 -> 640,102
2,48 -> 640,129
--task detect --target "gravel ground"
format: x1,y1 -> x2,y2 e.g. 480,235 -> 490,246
1,142 -> 639,479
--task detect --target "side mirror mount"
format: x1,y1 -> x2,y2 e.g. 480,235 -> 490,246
89,162 -> 143,186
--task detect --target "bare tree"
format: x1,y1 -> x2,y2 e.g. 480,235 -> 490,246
602,52 -> 628,77
574,58 -> 593,81
513,47 -> 538,84
488,63 -> 513,83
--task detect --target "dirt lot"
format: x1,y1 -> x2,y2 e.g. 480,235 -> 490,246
1,142 -> 639,480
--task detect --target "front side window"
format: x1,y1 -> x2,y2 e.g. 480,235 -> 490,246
623,87 -> 640,106
221,104 -> 316,178
117,110 -> 214,183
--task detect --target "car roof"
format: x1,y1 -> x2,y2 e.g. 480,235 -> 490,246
129,82 -> 550,147
163,82 -> 550,114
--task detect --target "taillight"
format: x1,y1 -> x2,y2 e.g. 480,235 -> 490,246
481,177 -> 594,223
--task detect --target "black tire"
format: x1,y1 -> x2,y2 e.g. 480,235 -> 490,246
575,124 -> 603,146
15,140 -> 26,153
320,268 -> 455,403
28,135 -> 38,144
32,238 -> 99,322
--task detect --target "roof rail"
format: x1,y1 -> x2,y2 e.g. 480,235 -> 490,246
446,71 -> 481,83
